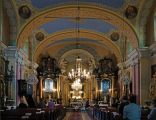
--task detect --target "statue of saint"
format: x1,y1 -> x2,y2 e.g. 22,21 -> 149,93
88,58 -> 96,73
149,73 -> 156,97
59,58 -> 68,75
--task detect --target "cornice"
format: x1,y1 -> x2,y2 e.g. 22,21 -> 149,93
149,42 -> 156,53
18,49 -> 30,66
4,46 -> 18,59
139,47 -> 150,58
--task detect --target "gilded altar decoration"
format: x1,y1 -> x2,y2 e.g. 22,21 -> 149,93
59,58 -> 68,75
149,73 -> 156,98
93,57 -> 118,80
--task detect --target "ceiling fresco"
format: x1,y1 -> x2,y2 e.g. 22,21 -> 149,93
45,38 -> 111,48
31,0 -> 124,9
8,0 -> 152,64
39,18 -> 117,34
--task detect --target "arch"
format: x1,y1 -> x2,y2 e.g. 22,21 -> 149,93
17,4 -> 138,48
33,29 -> 122,63
60,49 -> 95,60
56,44 -> 100,61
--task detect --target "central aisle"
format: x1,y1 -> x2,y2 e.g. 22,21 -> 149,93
63,111 -> 93,120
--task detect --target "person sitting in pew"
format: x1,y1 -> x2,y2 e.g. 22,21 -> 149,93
123,95 -> 141,120
38,98 -> 46,108
118,96 -> 129,117
148,98 -> 156,120
48,99 -> 55,111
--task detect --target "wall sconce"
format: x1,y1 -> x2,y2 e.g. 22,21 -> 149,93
52,88 -> 57,92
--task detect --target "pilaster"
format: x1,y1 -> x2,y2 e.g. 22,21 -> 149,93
118,48 -> 142,103
4,46 -> 18,106
139,48 -> 150,105
149,42 -> 156,64
0,0 -> 3,41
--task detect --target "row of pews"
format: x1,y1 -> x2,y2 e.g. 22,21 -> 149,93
92,107 -> 122,120
88,107 -> 150,120
0,107 -> 66,120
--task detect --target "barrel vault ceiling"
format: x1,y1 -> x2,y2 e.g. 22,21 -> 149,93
3,0 -> 156,66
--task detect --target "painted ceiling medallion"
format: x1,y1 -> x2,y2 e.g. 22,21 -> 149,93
18,5 -> 31,19
35,32 -> 45,41
125,5 -> 138,19
110,32 -> 120,41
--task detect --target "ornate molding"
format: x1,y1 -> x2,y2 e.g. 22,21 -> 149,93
118,48 -> 140,69
126,48 -> 140,67
56,44 -> 99,61
125,48 -> 150,67
33,29 -> 122,63
17,5 -> 138,48
139,48 -> 150,58
149,42 -> 156,57
4,46 -> 18,59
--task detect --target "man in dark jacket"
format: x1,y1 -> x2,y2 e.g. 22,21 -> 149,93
118,96 -> 129,116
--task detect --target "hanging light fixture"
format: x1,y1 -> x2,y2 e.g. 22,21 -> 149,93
68,1 -> 90,81
68,56 -> 90,80
71,78 -> 82,91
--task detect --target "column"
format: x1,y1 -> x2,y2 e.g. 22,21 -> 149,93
57,75 -> 62,98
139,48 -> 150,105
28,36 -> 33,61
154,16 -> 156,41
117,63 -> 124,97
132,64 -> 136,94
90,76 -> 93,100
0,0 -> 3,41
39,76 -> 43,98
16,51 -> 24,105
111,76 -> 115,97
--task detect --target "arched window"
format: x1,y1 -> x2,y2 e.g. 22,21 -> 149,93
44,78 -> 53,92
101,79 -> 111,93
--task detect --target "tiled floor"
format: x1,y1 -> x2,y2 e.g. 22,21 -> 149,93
63,111 -> 93,120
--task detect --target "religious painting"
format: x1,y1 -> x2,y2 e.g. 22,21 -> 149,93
18,5 -> 31,19
101,79 -> 111,93
35,32 -> 45,41
125,5 -> 138,19
43,78 -> 53,92
110,32 -> 120,41
149,65 -> 156,97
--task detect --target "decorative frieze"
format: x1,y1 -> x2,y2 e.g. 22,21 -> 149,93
4,46 -> 18,59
